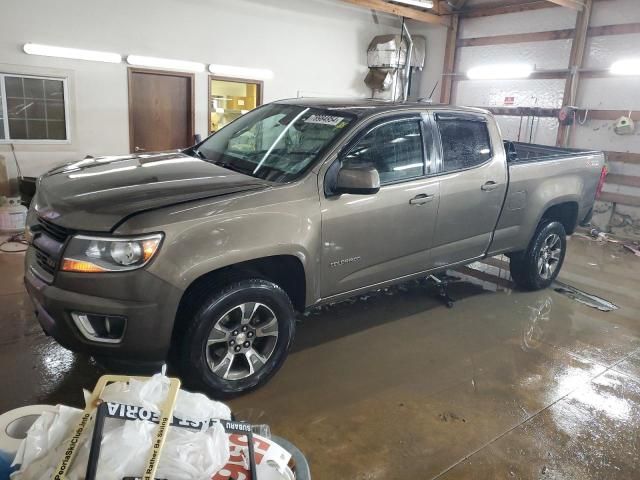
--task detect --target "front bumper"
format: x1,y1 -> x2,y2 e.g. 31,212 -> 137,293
24,247 -> 183,361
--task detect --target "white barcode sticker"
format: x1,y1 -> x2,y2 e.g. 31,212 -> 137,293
304,114 -> 344,126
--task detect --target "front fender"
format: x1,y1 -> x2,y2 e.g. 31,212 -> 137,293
117,175 -> 322,307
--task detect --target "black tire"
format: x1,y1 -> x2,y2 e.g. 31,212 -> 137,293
509,221 -> 567,291
180,279 -> 296,397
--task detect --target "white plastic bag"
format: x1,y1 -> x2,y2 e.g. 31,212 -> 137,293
100,372 -> 171,413
156,423 -> 229,480
12,370 -> 231,480
12,405 -> 81,470
173,390 -> 231,423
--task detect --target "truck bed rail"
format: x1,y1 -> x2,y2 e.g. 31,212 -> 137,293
505,141 -> 600,164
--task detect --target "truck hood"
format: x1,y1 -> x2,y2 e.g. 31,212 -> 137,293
34,151 -> 270,231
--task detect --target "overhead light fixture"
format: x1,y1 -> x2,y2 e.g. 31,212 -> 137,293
23,43 -> 121,63
208,64 -> 274,80
390,0 -> 434,8
466,63 -> 533,80
610,58 -> 640,76
127,55 -> 205,72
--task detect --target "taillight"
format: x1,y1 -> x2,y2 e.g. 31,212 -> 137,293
596,165 -> 607,199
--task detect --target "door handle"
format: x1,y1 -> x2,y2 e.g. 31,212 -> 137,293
134,146 -> 146,152
409,193 -> 434,205
481,181 -> 499,192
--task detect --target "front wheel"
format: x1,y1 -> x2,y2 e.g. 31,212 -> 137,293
510,221 -> 567,291
180,279 -> 296,397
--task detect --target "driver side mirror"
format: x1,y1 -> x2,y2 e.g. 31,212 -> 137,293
335,166 -> 380,195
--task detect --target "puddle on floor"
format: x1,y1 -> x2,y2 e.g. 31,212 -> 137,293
552,281 -> 619,312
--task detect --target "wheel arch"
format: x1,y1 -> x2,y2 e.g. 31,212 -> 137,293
171,254 -> 306,350
539,200 -> 579,235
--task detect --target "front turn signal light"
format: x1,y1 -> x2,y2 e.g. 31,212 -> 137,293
61,259 -> 109,273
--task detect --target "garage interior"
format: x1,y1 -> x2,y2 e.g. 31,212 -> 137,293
1,0 -> 640,479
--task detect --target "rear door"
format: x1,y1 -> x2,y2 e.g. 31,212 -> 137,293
319,114 -> 440,298
428,112 -> 507,267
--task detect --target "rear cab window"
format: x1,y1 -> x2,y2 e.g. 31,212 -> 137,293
435,114 -> 492,173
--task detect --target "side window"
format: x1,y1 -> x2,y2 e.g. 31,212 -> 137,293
436,117 -> 492,172
343,119 -> 424,184
1,74 -> 68,141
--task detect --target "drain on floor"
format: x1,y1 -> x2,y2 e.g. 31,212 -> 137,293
552,281 -> 619,312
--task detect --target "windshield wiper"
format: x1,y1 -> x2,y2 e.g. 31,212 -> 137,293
211,160 -> 253,176
191,147 -> 207,160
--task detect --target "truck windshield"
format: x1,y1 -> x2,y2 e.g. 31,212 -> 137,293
193,104 -> 354,182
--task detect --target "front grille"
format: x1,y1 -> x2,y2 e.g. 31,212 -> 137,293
37,217 -> 71,243
32,216 -> 71,278
35,249 -> 57,275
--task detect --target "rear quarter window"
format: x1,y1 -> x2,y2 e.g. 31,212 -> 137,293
437,117 -> 492,172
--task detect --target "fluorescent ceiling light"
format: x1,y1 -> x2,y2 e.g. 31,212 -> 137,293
390,0 -> 434,8
610,58 -> 640,76
467,63 -> 533,80
23,43 -> 121,63
127,55 -> 205,72
209,64 -> 274,80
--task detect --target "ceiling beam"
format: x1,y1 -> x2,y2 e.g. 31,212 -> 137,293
546,0 -> 585,10
461,0 -> 558,17
442,0 -> 469,9
340,0 -> 451,26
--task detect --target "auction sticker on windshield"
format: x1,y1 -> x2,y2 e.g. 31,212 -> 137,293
304,114 -> 344,126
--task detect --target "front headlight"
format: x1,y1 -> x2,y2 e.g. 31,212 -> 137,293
61,233 -> 163,273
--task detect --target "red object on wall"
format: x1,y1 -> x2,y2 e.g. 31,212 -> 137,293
596,165 -> 608,199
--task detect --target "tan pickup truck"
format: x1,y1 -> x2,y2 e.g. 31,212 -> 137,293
24,99 -> 605,396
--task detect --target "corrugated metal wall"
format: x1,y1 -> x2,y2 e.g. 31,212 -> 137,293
453,0 -> 640,239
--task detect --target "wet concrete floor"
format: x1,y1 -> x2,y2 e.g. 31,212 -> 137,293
1,235 -> 639,479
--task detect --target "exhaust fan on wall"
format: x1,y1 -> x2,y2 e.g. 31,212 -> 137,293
365,33 -> 426,100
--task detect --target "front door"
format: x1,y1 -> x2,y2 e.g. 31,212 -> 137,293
320,115 -> 439,298
428,112 -> 507,267
128,68 -> 194,153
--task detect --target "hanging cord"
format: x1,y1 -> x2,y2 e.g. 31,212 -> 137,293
531,115 -> 540,143
529,114 -> 536,143
10,143 -> 22,178
517,115 -> 524,142
0,232 -> 28,253
577,108 -> 589,125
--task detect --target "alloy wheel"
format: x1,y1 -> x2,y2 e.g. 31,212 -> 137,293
537,233 -> 562,280
205,302 -> 279,380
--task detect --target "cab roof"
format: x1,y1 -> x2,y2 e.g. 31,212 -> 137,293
275,98 -> 490,119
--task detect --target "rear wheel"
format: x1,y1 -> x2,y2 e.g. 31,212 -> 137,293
509,221 -> 567,291
180,279 -> 296,397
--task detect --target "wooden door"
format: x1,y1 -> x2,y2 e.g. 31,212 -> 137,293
128,68 -> 194,153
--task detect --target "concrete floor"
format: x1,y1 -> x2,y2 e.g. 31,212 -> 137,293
1,235 -> 639,479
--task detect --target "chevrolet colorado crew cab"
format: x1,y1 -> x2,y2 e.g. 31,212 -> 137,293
25,99 -> 605,396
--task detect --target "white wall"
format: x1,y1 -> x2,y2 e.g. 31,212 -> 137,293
0,0 -> 402,182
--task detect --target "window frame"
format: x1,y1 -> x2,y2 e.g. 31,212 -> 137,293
338,114 -> 429,187
432,111 -> 494,176
0,72 -> 71,144
208,75 -> 264,135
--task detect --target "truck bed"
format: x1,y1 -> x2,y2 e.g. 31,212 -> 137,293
504,141 -> 600,164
